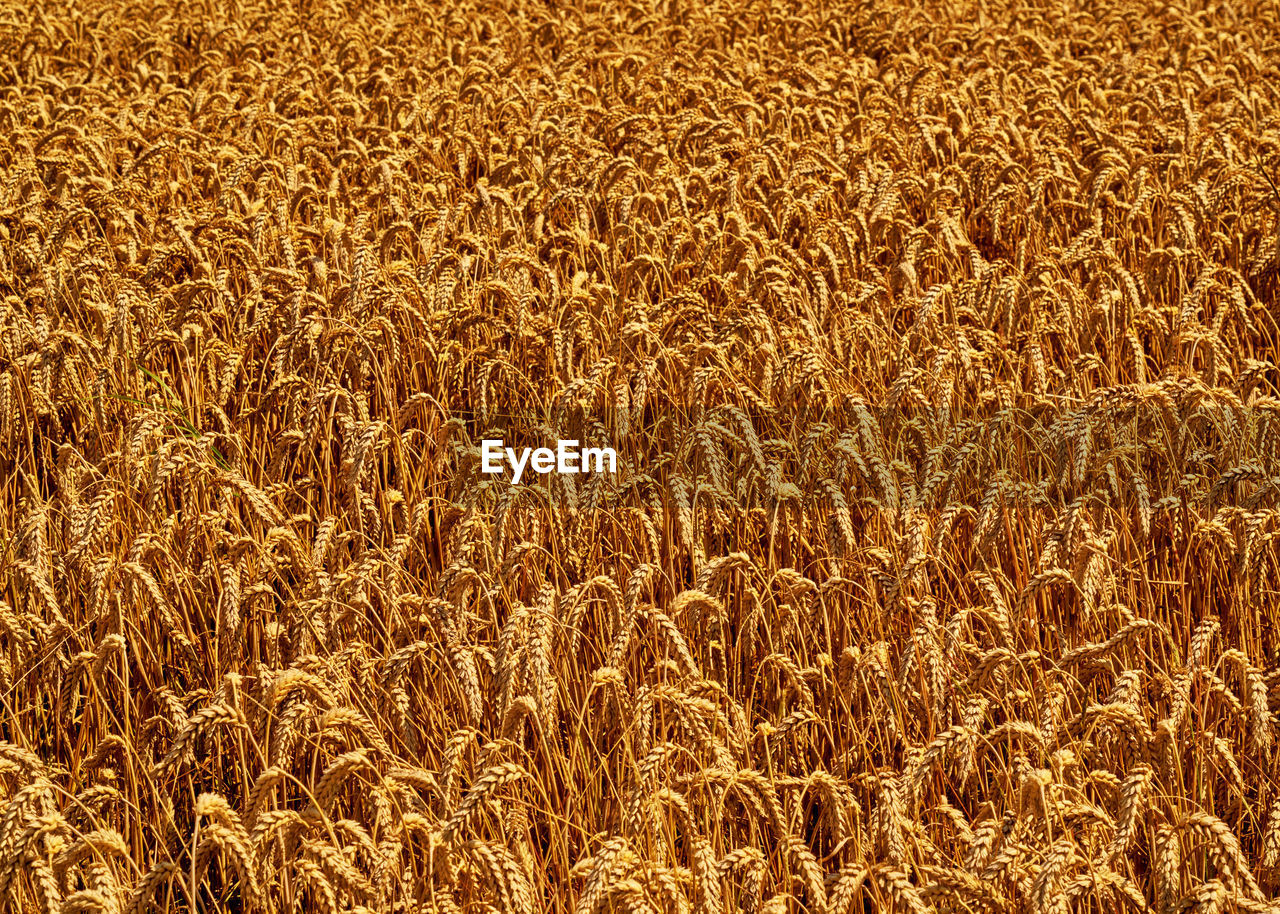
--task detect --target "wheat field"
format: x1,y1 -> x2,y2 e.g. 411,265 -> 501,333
2,0 -> 1280,910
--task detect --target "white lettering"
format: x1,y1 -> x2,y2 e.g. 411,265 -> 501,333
481,439 -> 503,473
531,447 -> 555,473
507,445 -> 531,484
482,439 -> 617,483
581,446 -> 616,474
557,440 -> 578,472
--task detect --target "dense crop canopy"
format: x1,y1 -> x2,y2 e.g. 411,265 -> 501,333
2,0 -> 1280,910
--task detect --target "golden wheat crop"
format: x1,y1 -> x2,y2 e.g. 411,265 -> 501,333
2,0 -> 1280,910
